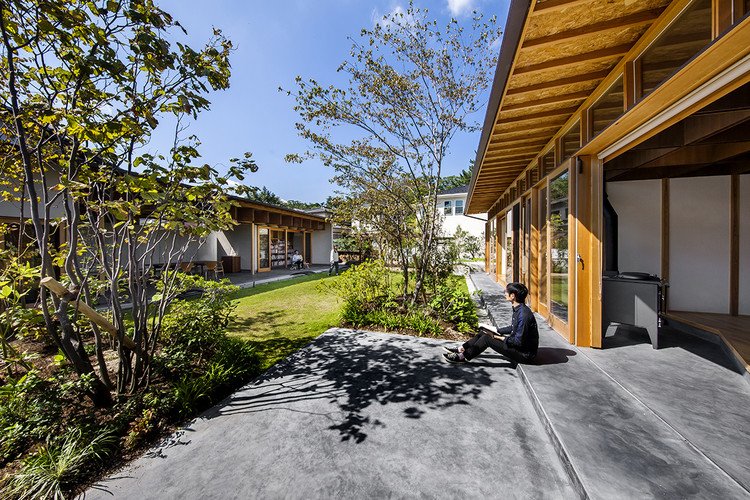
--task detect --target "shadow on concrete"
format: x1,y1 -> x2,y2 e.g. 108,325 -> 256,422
602,324 -> 741,374
203,330 -> 512,443
531,347 -> 577,365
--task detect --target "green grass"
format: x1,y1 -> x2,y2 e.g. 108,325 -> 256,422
550,274 -> 568,306
227,273 -> 342,371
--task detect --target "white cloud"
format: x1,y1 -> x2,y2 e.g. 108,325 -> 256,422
371,5 -> 415,28
446,0 -> 475,16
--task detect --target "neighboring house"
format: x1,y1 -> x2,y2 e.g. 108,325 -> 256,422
467,0 -> 750,371
0,178 -> 332,275
436,185 -> 487,241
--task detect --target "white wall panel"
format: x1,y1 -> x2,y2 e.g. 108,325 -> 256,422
740,175 -> 750,315
670,176 -> 730,313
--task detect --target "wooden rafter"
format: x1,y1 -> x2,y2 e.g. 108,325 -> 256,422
514,44 -> 632,75
496,106 -> 580,125
503,91 -> 590,111
506,70 -> 608,96
522,9 -> 661,50
487,138 -> 550,151
531,0 -> 597,15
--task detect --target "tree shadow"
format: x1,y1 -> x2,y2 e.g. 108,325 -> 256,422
227,310 -> 286,333
203,329 -> 509,443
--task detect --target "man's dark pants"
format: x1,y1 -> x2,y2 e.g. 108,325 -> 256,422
462,332 -> 529,363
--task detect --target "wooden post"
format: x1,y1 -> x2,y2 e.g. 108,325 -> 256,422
41,277 -> 137,350
574,155 -> 603,348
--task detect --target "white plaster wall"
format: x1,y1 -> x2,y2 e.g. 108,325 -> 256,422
222,225 -> 253,270
441,213 -> 487,238
606,179 -> 661,276
311,224 -> 333,265
740,175 -> 750,315
196,233 -> 217,261
670,176 -> 731,313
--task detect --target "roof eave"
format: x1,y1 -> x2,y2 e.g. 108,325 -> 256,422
467,0 -> 533,215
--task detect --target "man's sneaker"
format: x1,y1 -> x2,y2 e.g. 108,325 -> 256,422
443,352 -> 466,364
443,345 -> 460,354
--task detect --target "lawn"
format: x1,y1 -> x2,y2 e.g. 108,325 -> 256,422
227,273 -> 342,370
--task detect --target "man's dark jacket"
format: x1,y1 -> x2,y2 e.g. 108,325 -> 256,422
497,303 -> 539,360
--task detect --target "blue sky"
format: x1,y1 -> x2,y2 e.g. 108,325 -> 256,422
148,0 -> 511,204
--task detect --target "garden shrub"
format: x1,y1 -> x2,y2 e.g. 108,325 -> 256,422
2,428 -> 116,500
0,372 -> 62,465
317,259 -> 392,311
429,284 -> 479,333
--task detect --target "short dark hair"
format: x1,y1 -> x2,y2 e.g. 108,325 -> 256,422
505,282 -> 528,303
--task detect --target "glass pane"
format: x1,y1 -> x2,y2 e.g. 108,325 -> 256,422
561,122 -> 580,161
506,213 -> 513,283
539,186 -> 548,305
550,171 -> 569,322
443,200 -> 452,215
640,0 -> 711,98
489,219 -> 497,276
455,200 -> 464,214
305,232 -> 312,263
591,77 -> 624,137
258,227 -> 269,269
498,217 -> 505,278
524,198 -> 531,286
271,230 -> 286,268
541,149 -> 555,176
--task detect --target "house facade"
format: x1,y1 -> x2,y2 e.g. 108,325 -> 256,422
467,0 -> 750,371
0,185 -> 332,275
436,185 -> 487,241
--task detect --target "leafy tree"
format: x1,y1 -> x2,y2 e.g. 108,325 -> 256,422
0,0 -> 254,404
249,186 -> 282,205
286,3 -> 500,303
439,167 -> 473,192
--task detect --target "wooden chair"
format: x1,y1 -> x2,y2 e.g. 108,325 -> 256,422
204,261 -> 218,280
179,262 -> 194,274
215,261 -> 225,278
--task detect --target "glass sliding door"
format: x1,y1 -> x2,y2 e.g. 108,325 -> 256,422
506,211 -> 513,284
489,218 -> 497,278
258,227 -> 270,271
538,186 -> 549,316
270,230 -> 286,268
550,170 -> 569,323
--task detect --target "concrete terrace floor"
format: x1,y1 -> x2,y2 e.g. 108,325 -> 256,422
470,272 -> 750,499
81,329 -> 575,499
83,270 -> 750,499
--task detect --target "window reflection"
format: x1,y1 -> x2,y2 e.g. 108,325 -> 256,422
550,171 -> 569,322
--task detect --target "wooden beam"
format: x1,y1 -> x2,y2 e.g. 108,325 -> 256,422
487,137 -> 550,150
532,0 -> 597,15
506,71 -> 609,96
489,130 -> 557,143
514,44 -> 632,75
492,119 -> 569,135
523,10 -> 662,50
503,91 -> 590,111
488,144 -> 547,155
497,106 -> 580,125
639,141 -> 750,168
